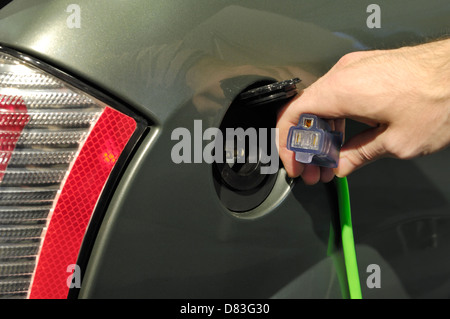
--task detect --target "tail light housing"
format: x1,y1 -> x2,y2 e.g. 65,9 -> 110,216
0,47 -> 146,299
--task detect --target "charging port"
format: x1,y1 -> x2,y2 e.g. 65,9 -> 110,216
213,79 -> 300,212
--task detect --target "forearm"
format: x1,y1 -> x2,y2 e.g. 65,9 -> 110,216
397,39 -> 450,156
406,38 -> 450,102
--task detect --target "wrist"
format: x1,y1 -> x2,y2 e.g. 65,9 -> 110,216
403,39 -> 450,102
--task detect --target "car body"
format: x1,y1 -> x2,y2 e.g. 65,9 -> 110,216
0,0 -> 449,299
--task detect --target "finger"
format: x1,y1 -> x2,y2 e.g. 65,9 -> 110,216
301,164 -> 320,185
334,125 -> 388,177
334,118 -> 346,142
279,147 -> 305,178
325,119 -> 335,131
320,167 -> 335,183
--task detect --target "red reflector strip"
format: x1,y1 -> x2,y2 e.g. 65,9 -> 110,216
0,95 -> 29,181
28,106 -> 137,299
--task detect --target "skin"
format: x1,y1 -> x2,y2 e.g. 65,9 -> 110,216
277,39 -> 450,185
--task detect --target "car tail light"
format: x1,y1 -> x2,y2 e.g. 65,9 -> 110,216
0,48 -> 145,299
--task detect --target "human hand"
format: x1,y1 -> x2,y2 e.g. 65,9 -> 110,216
277,39 -> 450,185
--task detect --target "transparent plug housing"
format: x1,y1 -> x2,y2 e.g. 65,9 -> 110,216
287,114 -> 343,168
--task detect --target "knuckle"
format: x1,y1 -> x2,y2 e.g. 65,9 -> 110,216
356,143 -> 377,162
336,51 -> 361,67
384,138 -> 413,159
352,138 -> 386,164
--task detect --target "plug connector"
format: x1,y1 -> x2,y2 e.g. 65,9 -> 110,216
287,114 -> 343,168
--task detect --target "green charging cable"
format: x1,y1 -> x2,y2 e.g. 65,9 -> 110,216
335,176 -> 362,299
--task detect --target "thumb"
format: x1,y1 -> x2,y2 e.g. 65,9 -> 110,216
335,125 -> 388,177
